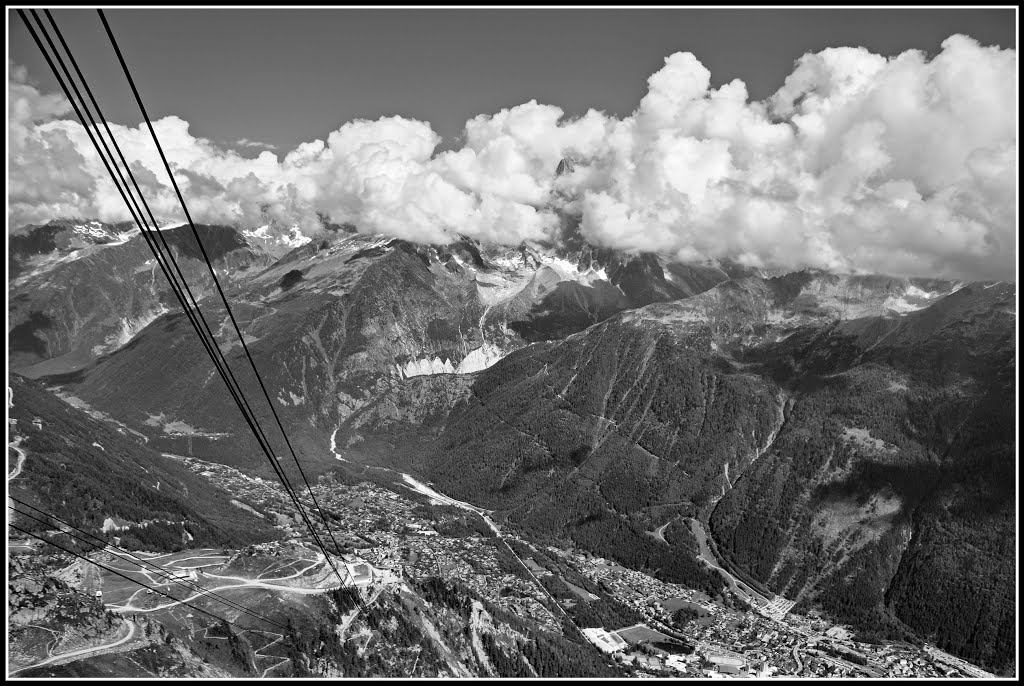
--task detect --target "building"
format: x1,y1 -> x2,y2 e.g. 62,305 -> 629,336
705,653 -> 747,677
634,655 -> 663,670
346,561 -> 374,586
582,627 -> 629,654
102,517 -> 132,533
664,655 -> 693,673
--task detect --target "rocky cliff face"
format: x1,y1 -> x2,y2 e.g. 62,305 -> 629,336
9,556 -> 131,672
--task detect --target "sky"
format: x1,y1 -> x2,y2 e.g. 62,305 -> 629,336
10,8 -> 1015,153
8,7 -> 1019,281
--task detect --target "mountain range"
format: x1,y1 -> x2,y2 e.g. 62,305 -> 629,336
7,195 -> 1017,674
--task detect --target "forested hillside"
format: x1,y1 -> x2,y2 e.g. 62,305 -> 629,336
422,316 -> 788,597
422,282 -> 1016,673
8,374 -> 280,552
706,283 -> 1017,674
26,230 -> 1016,674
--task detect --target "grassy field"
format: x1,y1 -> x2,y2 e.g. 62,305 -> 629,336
99,547 -> 339,634
100,549 -> 232,607
615,624 -> 672,646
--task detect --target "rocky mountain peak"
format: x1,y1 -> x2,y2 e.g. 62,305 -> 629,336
555,156 -> 577,176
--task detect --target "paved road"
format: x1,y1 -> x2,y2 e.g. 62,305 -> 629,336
647,517 -> 675,543
9,436 -> 26,480
8,435 -> 28,544
11,620 -> 137,674
108,557 -> 343,614
9,384 -> 27,532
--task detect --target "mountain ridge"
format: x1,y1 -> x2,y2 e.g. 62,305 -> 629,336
9,208 -> 1016,674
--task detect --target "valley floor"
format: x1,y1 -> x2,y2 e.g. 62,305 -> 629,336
8,446 -> 1000,679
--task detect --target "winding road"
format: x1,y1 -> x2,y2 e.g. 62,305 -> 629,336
9,427 -> 29,547
11,620 -> 138,675
9,436 -> 27,480
647,516 -> 677,544
107,557 -> 341,614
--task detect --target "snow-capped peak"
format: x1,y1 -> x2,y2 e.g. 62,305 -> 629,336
243,223 -> 312,257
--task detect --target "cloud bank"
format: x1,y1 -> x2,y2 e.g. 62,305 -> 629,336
8,35 -> 1016,281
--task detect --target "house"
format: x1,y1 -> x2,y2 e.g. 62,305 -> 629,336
31,417 -> 43,430
102,517 -> 132,533
665,655 -> 689,672
632,655 -> 663,670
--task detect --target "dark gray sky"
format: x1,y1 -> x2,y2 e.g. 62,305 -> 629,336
9,8 -> 1016,156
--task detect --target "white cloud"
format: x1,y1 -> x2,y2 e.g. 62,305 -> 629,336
8,34 -> 1016,280
233,137 -> 279,150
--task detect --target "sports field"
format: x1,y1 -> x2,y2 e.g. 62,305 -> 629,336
614,623 -> 673,646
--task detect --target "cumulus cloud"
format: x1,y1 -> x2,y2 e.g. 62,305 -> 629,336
9,62 -> 96,222
8,34 -> 1016,280
233,137 -> 279,150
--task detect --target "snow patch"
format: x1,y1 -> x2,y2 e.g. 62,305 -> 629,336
102,227 -> 141,246
456,343 -> 507,374
395,343 -> 509,379
882,284 -> 944,314
243,223 -> 312,254
537,255 -> 608,287
396,356 -> 456,378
